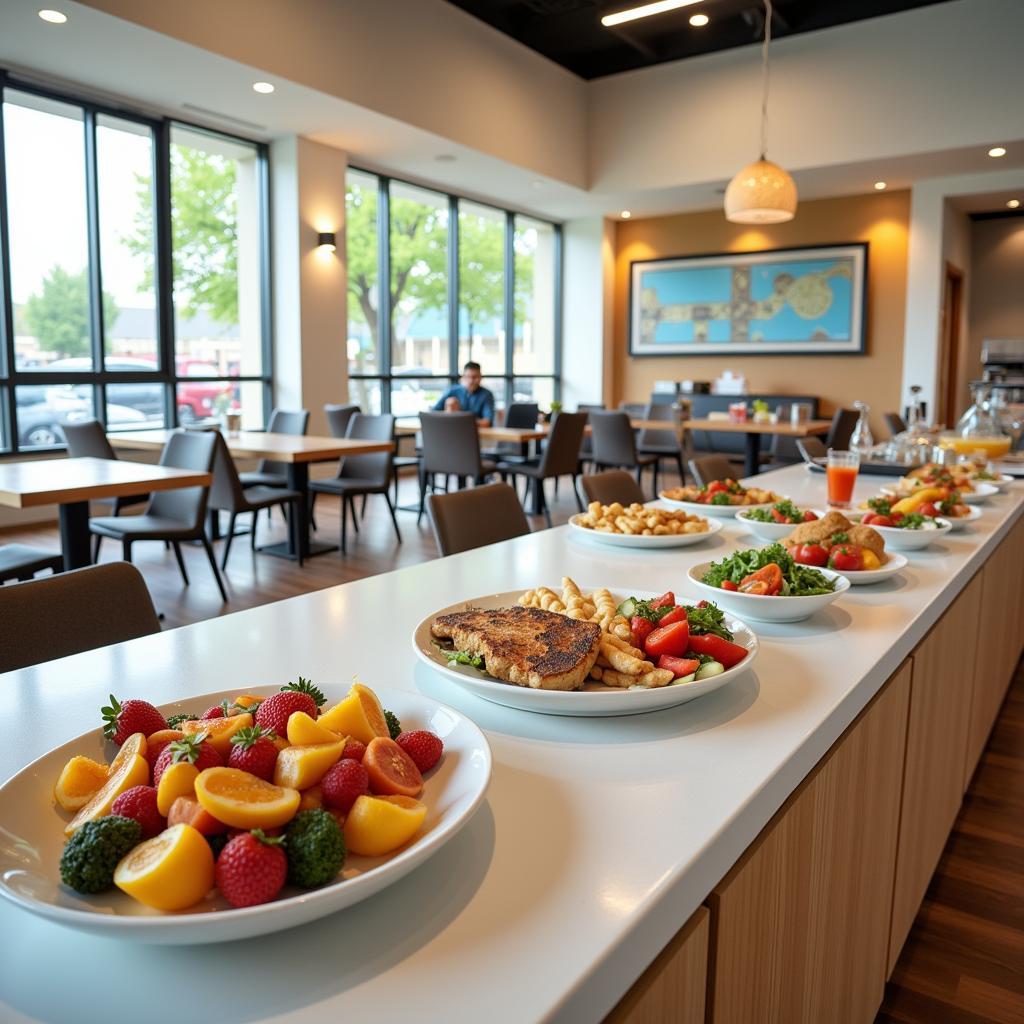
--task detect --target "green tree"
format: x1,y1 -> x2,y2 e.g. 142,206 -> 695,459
23,266 -> 118,359
125,146 -> 238,325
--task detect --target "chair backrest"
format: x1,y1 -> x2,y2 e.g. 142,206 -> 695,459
0,562 -> 161,673
147,429 -> 216,528
258,408 -> 310,475
797,437 -> 827,462
339,413 -> 395,486
577,404 -> 604,456
419,412 -> 483,477
688,454 -> 738,487
619,402 -> 646,418
504,403 -> 539,429
638,402 -> 680,451
768,404 -> 801,462
581,470 -> 646,506
207,430 -> 249,512
589,410 -> 639,467
537,411 -> 588,478
325,403 -> 360,439
62,419 -> 117,460
884,412 -> 907,437
427,482 -> 530,556
825,408 -> 859,451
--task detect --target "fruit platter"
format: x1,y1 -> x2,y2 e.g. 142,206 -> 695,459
0,680 -> 491,944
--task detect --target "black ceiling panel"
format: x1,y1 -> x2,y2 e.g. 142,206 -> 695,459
446,0 -> 956,79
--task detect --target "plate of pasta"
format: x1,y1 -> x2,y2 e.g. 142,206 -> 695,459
568,501 -> 723,548
412,577 -> 758,716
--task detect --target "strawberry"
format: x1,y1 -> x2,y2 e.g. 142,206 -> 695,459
101,695 -> 167,746
111,785 -> 165,839
201,701 -> 231,720
152,733 -> 223,787
255,691 -> 317,735
282,678 -> 326,713
215,830 -> 287,908
396,731 -> 443,773
340,739 -> 366,763
321,759 -> 369,813
228,726 -> 279,781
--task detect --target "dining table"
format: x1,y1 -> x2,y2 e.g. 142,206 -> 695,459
109,430 -> 394,561
0,464 -> 1020,1024
0,456 -> 212,570
683,416 -> 833,477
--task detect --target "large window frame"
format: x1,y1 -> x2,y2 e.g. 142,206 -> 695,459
0,70 -> 272,454
347,169 -> 562,415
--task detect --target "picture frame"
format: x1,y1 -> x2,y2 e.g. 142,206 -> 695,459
628,243 -> 868,357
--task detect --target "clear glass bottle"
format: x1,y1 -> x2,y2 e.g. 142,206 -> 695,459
849,400 -> 874,455
940,382 -> 1012,460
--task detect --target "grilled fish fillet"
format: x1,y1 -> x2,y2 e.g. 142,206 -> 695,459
431,606 -> 601,690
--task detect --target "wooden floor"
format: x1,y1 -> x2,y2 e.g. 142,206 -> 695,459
877,661 -> 1024,1024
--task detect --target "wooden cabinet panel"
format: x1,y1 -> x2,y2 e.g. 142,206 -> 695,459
889,571 -> 983,972
604,906 -> 708,1024
965,516 -> 1024,786
709,660 -> 911,1024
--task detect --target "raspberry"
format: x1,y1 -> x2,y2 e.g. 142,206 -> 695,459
255,692 -> 317,736
215,831 -> 287,908
395,731 -> 443,773
110,785 -> 165,838
321,759 -> 369,813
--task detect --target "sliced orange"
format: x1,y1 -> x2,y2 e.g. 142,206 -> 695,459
363,737 -> 423,798
54,755 -> 109,812
181,713 -> 253,756
232,694 -> 264,710
273,740 -> 345,790
65,752 -> 149,836
286,711 -> 341,746
194,767 -> 299,830
156,761 -> 199,816
114,824 -> 214,910
108,732 -> 147,776
318,683 -> 388,745
298,784 -> 324,811
343,794 -> 426,856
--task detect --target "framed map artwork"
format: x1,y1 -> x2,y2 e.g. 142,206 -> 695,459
629,243 -> 867,357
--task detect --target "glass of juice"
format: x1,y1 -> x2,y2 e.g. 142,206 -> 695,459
827,449 -> 860,509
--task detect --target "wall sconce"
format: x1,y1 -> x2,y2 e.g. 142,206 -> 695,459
317,232 -> 337,253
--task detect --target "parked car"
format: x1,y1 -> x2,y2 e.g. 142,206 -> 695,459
175,359 -> 235,422
16,385 -> 146,448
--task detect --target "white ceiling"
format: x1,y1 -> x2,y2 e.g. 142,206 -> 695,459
1,0 -> 1021,220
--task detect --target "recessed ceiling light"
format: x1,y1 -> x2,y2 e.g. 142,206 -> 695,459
602,0 -> 701,28
689,13 -> 709,26
1008,199 -> 1021,209
435,154 -> 456,163
38,9 -> 67,23
988,146 -> 1007,158
874,181 -> 887,191
621,210 -> 632,219
252,81 -> 275,94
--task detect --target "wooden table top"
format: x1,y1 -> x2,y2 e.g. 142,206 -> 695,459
394,420 -> 548,442
684,417 -> 833,436
0,457 -> 212,509
109,430 -> 393,463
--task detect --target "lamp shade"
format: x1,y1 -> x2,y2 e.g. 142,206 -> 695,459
724,158 -> 797,224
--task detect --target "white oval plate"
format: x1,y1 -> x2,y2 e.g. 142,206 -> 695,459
567,513 -> 722,548
658,493 -> 785,518
828,551 -> 909,585
686,563 -> 849,623
413,589 -> 758,717
943,505 -> 983,531
984,474 -> 1014,491
735,508 -> 827,542
961,482 -> 999,503
870,517 -> 953,550
0,685 -> 491,945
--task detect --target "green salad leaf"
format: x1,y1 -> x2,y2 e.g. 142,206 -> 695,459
701,543 -> 836,596
686,601 -> 733,640
433,642 -> 485,671
893,512 -> 928,530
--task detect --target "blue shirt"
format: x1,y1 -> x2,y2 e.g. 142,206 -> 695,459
433,384 -> 495,423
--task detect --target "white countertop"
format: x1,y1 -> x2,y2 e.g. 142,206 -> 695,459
1,465 -> 1021,1024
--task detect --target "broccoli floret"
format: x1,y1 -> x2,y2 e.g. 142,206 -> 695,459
284,809 -> 346,887
166,712 -> 199,729
60,815 -> 142,894
383,710 -> 402,740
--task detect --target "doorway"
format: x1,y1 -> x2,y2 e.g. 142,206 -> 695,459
937,263 -> 964,427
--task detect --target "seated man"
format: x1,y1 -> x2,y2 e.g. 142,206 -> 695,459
433,361 -> 495,426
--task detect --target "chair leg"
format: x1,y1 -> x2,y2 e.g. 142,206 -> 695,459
351,498 -> 360,534
221,513 -> 237,570
122,539 -> 132,563
572,475 -> 584,513
201,536 -> 229,602
293,500 -> 304,567
538,480 -> 552,529
341,495 -> 349,554
171,541 -> 190,585
417,465 -> 428,526
652,460 -> 659,498
251,509 -> 258,550
92,533 -> 103,562
308,492 -> 317,527
384,492 -> 403,545
360,494 -> 367,519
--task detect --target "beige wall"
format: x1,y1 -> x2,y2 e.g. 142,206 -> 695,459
613,190 -> 911,439
968,217 -> 1024,386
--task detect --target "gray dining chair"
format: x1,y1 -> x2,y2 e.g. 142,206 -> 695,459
826,408 -> 860,451
0,544 -> 63,584
239,408 -> 310,490
577,402 -> 605,470
0,562 -> 161,673
588,410 -> 659,495
324,403 -> 361,439
416,412 -> 497,525
482,402 -> 539,463
580,470 -> 646,507
688,454 -> 740,487
885,412 -> 907,437
761,404 -> 802,471
207,431 -> 303,568
309,413 -> 401,554
90,430 -> 228,602
637,402 -> 687,485
797,437 -> 827,463
427,482 -> 530,556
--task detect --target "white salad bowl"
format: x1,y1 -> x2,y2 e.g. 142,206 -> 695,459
943,505 -> 983,531
870,517 -> 953,550
735,508 -> 826,542
658,493 -> 784,519
961,482 -> 999,503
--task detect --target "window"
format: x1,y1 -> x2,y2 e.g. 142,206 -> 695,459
0,72 -> 271,453
345,170 -> 560,418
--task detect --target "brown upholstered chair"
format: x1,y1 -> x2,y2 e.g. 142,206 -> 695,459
0,562 -> 161,672
427,482 -> 530,556
0,544 -> 63,584
580,470 -> 646,507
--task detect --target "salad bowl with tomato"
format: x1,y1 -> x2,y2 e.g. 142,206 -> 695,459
736,500 -> 824,541
687,544 -> 849,623
659,480 -> 784,518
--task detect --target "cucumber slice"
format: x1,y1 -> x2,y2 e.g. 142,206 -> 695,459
694,660 -> 725,680
671,672 -> 697,685
616,598 -> 637,619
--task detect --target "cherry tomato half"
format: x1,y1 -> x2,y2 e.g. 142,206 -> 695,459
793,543 -> 828,567
918,502 -> 940,518
706,481 -> 729,496
656,605 -> 688,627
650,591 -> 675,609
686,634 -> 749,669
643,620 -> 690,659
721,580 -> 739,591
802,510 -> 819,522
630,616 -> 653,649
829,545 -> 864,572
738,563 -> 783,596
